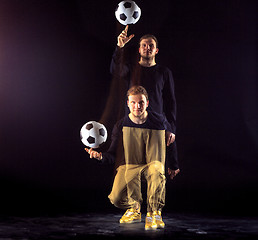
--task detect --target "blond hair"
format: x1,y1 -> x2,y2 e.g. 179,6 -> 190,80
127,85 -> 149,101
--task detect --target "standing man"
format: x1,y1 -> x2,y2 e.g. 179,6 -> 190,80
110,25 -> 179,177
86,86 -> 179,230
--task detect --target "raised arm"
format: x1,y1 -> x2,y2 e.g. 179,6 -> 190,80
110,26 -> 133,77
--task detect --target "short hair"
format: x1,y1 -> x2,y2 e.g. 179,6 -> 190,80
139,34 -> 159,48
127,85 -> 149,101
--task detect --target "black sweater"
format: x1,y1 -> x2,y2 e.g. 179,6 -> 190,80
110,47 -> 177,134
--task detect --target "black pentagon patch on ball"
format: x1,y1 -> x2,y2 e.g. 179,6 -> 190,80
120,13 -> 127,21
132,11 -> 139,19
86,123 -> 93,130
87,136 -> 95,144
99,128 -> 105,137
124,2 -> 132,8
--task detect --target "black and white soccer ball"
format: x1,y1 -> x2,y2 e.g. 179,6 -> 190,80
80,121 -> 107,149
115,0 -> 141,25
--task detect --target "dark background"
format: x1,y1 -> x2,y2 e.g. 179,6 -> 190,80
0,0 -> 257,216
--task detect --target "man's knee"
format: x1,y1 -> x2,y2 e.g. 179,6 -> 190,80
108,190 -> 128,209
108,193 -> 120,207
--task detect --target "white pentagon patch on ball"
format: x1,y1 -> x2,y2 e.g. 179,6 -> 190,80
80,121 -> 107,149
115,0 -> 141,25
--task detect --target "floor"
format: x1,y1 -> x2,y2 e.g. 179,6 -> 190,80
0,212 -> 257,240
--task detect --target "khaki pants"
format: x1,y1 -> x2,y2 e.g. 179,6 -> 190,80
108,127 -> 166,212
108,165 -> 130,209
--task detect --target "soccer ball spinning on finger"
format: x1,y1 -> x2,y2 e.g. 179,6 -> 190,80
115,0 -> 141,25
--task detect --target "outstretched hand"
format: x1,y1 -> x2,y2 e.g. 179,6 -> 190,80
168,168 -> 180,180
117,25 -> 134,48
85,148 -> 102,161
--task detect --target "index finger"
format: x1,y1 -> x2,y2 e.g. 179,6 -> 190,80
85,148 -> 92,153
124,25 -> 128,33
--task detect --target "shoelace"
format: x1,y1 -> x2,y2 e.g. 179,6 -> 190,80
125,209 -> 134,216
154,215 -> 161,220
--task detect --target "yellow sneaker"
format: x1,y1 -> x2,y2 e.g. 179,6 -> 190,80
119,208 -> 141,223
145,212 -> 157,230
153,210 -> 165,228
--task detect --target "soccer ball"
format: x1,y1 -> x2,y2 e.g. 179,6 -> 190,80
115,0 -> 141,25
80,121 -> 107,149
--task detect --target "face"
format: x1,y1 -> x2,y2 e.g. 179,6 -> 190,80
139,38 -> 159,60
127,94 -> 149,118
